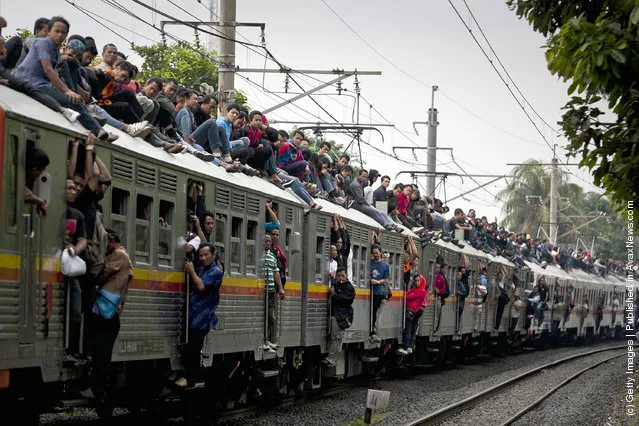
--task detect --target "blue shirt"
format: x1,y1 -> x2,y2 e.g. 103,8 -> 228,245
14,37 -> 59,88
370,260 -> 390,296
189,263 -> 223,330
216,117 -> 232,139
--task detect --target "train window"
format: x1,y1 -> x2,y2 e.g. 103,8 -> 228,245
285,228 -> 291,249
359,246 -> 367,288
135,194 -> 153,264
110,188 -> 129,249
215,213 -> 227,274
230,217 -> 243,274
6,135 -> 19,228
315,236 -> 325,282
246,220 -> 257,276
158,200 -> 173,267
352,244 -> 360,285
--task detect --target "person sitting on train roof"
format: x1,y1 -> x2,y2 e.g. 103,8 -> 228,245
215,102 -> 252,158
193,94 -> 217,127
93,43 -> 118,72
346,169 -> 402,233
335,153 -> 350,175
2,17 -> 47,70
363,169 -> 379,205
12,16 -> 117,141
24,146 -> 50,217
323,266 -> 355,366
93,61 -> 148,127
0,30 -> 85,124
372,174 -> 390,205
318,156 -> 346,206
275,171 -> 323,210
278,130 -> 311,180
234,110 -> 286,188
174,243 -> 223,388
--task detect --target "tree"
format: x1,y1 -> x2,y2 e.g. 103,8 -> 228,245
507,1 -> 639,214
131,40 -> 218,90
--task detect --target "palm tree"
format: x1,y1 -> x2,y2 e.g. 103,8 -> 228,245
496,160 -> 567,234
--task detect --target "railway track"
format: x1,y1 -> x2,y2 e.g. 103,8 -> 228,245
407,344 -> 627,426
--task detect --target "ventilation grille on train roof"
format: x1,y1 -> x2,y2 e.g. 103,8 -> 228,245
111,156 -> 133,181
247,197 -> 260,215
159,171 -> 177,194
137,163 -> 157,187
216,187 -> 230,208
231,193 -> 246,211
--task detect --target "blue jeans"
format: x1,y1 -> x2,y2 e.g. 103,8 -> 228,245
39,86 -> 102,136
402,308 -> 422,349
281,161 -> 308,180
354,203 -> 393,227
87,104 -> 125,130
279,173 -> 312,205
190,119 -> 232,154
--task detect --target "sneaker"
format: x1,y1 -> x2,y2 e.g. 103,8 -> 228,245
396,348 -> 409,355
78,388 -> 96,399
262,344 -> 276,352
126,121 -> 150,137
266,341 -> 279,350
407,347 -> 413,354
412,227 -> 424,234
106,133 -> 119,143
193,150 -> 216,161
345,200 -> 354,210
271,179 -> 285,189
281,179 -> 294,188
322,358 -> 336,366
174,377 -> 188,388
62,108 -> 80,123
98,129 -> 119,142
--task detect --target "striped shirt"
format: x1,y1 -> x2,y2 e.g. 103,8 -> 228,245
262,251 -> 279,293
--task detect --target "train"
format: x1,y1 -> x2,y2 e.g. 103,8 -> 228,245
0,84 -> 636,422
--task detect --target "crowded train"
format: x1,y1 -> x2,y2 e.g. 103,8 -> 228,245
0,14 -> 637,421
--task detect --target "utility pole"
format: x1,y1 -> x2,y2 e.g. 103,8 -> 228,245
426,86 -> 439,197
208,0 -> 220,54
218,0 -> 236,113
549,150 -> 559,246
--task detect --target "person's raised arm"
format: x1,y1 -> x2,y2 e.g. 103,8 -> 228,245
68,139 -> 79,178
94,155 -> 111,181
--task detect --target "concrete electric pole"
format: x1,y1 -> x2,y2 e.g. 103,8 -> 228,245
218,0 -> 236,113
426,86 -> 439,197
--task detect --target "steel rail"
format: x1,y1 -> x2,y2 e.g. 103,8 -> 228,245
406,344 -> 627,426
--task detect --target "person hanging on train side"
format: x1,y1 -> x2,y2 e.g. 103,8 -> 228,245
474,267 -> 488,332
331,214 -> 351,275
323,266 -> 355,366
398,272 -> 426,356
79,228 -> 131,406
174,243 -> 223,388
456,268 -> 469,329
551,283 -> 564,342
524,284 -> 540,331
23,146 -> 50,217
494,270 -> 513,331
62,178 -> 88,365
369,243 -> 390,343
536,276 -> 549,326
270,227 -> 287,289
435,263 -> 449,306
263,234 -> 284,352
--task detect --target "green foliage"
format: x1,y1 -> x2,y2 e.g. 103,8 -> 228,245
131,40 -> 218,91
507,0 -> 639,214
16,28 -> 31,40
498,159 -> 627,259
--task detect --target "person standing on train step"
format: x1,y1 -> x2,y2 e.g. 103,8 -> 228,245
323,267 -> 355,365
369,244 -> 390,343
398,272 -> 426,355
270,227 -> 287,289
62,178 -> 87,365
456,268 -> 469,329
263,234 -> 284,352
175,243 -> 223,388
79,228 -> 131,405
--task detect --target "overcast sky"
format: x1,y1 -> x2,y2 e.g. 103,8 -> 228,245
1,0 -> 605,223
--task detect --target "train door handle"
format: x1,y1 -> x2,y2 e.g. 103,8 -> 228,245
23,213 -> 33,238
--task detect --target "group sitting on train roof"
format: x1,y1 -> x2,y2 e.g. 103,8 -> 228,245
1,15 -> 629,275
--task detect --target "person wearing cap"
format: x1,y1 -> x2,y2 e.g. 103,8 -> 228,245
57,38 -> 85,94
80,227 -> 131,402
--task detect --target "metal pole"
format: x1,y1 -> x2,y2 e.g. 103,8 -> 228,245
218,0 -> 236,113
549,156 -> 559,246
426,86 -> 439,197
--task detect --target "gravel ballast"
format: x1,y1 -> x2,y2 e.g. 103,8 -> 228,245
40,342 -> 628,425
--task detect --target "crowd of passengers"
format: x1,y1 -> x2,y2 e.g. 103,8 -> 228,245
4,14 -> 632,404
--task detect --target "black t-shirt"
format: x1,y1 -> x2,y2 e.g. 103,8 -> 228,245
73,186 -> 99,239
63,207 -> 86,248
538,283 -> 549,303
